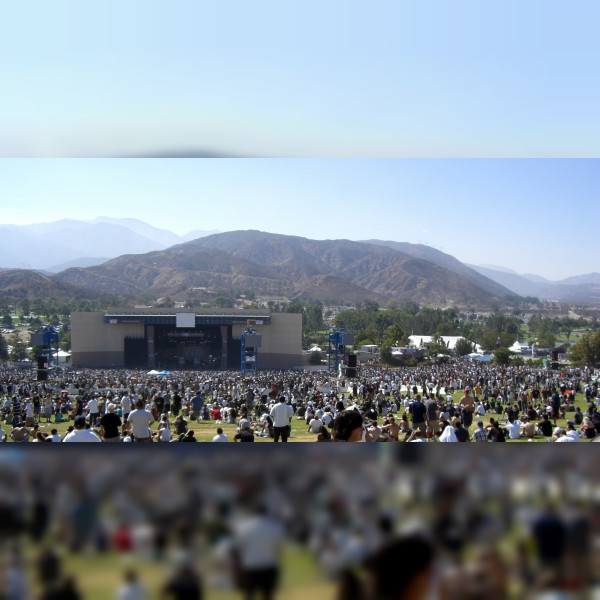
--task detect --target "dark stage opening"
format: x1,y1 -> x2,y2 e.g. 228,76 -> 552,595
153,324 -> 224,370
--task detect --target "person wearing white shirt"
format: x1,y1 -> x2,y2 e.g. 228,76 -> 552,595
127,400 -> 155,442
63,416 -> 102,442
232,509 -> 285,600
307,417 -> 323,434
505,419 -> 521,440
116,569 -> 148,600
565,423 -> 581,442
87,396 -> 99,426
270,397 -> 293,442
212,428 -> 228,442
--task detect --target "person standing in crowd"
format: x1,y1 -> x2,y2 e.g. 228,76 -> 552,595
100,403 -> 122,442
231,506 -> 284,600
270,396 -> 293,442
460,387 -> 475,430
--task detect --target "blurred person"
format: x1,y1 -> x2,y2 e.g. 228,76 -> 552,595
41,574 -> 81,600
457,545 -> 508,600
62,416 -> 101,442
364,534 -> 434,600
4,548 -> 28,600
117,569 -> 148,600
0,422 -> 6,442
231,506 -> 284,600
532,504 -> 567,580
161,559 -> 202,600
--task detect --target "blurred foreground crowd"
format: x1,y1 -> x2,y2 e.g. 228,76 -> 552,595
0,446 -> 599,599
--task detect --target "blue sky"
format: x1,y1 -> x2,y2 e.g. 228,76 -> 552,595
1,0 -> 599,156
1,159 -> 597,280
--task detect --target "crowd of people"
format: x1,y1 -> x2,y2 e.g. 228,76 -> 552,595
0,360 -> 598,443
0,446 -> 599,599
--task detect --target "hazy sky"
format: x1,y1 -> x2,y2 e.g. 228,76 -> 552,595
1,0 -> 599,157
1,159 -> 596,281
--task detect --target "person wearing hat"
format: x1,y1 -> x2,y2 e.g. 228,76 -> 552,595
62,416 -> 101,442
553,427 -> 576,442
471,421 -> 489,442
99,403 -> 122,442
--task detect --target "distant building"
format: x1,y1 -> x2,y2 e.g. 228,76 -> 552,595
71,309 -> 302,370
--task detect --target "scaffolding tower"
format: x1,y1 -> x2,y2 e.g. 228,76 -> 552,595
328,328 -> 354,373
241,326 -> 262,376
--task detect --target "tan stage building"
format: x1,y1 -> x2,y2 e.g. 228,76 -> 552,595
71,309 -> 302,370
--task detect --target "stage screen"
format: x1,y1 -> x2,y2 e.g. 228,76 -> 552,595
176,313 -> 196,328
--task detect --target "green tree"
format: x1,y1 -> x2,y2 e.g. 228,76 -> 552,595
29,317 -> 43,330
426,334 -> 452,357
569,330 -> 600,367
8,333 -> 27,361
59,330 -> 71,352
379,343 -> 393,364
479,331 -> 500,352
305,305 -> 324,332
2,313 -> 12,328
383,324 -> 406,346
213,296 -> 234,308
454,337 -> 474,357
494,347 -> 514,366
0,334 -> 8,361
308,350 -> 323,365
20,298 -> 30,316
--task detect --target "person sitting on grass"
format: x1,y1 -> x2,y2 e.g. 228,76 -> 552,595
520,417 -> 536,438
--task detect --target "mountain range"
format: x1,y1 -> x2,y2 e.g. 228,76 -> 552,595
468,265 -> 600,304
0,217 -> 217,272
0,219 -> 598,306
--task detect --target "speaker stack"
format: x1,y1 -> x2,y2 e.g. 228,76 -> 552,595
345,354 -> 357,378
37,356 -> 48,381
